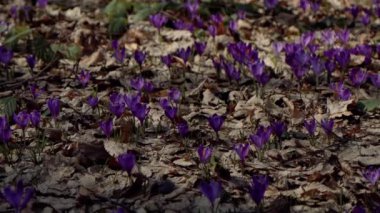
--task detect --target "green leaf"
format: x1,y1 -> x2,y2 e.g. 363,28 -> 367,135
65,44 -> 82,61
130,2 -> 167,22
0,97 -> 17,119
32,36 -> 56,62
4,25 -> 32,47
357,99 -> 380,111
108,17 -> 128,36
51,43 -> 82,61
104,0 -> 131,18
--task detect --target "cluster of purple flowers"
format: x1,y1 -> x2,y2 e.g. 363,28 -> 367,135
160,88 -> 181,122
303,118 -> 334,136
346,2 -> 380,26
13,110 -> 41,130
271,27 -> 380,101
199,174 -> 269,207
130,77 -> 154,93
100,87 -> 151,138
107,91 -> 150,124
249,125 -> 273,150
159,88 -> 190,137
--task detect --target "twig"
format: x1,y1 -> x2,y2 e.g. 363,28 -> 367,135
0,56 -> 59,91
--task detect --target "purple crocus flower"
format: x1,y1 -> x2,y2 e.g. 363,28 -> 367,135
161,55 -> 173,68
349,68 -> 367,87
2,180 -> 34,212
112,40 -> 119,50
185,0 -> 199,19
237,10 -> 246,20
352,205 -> 366,213
177,47 -> 191,64
363,167 -> 380,185
234,143 -> 250,163
115,47 -> 126,63
249,62 -> 265,77
13,111 -> 30,130
200,180 -> 222,206
0,116 -> 11,144
361,9 -> 371,26
29,110 -> 41,128
159,98 -> 170,109
194,42 -> 207,56
197,144 -> 212,164
352,44 -> 372,65
130,77 -> 145,91
338,29 -> 350,44
228,20 -> 238,35
117,152 -> 136,175
249,126 -> 272,150
329,82 -> 352,101
272,42 -> 284,55
149,13 -> 168,30
177,120 -> 189,137
168,88 -> 181,103
47,98 -> 60,119
37,0 -> 48,8
26,55 -> 36,70
211,13 -> 223,24
143,81 -> 154,93
173,20 -> 194,32
300,32 -> 315,47
300,0 -> 309,11
249,175 -> 269,205
250,61 -> 270,85
284,46 -> 310,80
321,30 -> 336,46
369,73 -> 380,88
208,25 -> 217,38
78,69 -> 91,87
131,102 -> 150,125
163,106 -> 177,121
10,6 -> 18,19
100,119 -> 113,138
109,93 -> 125,118
212,57 -> 222,73
321,118 -> 334,135
134,50 -> 146,67
375,5 -> 380,18
325,60 -> 336,74
310,56 -> 324,76
264,0 -> 279,9
29,84 -> 43,99
124,93 -> 141,110
308,44 -> 319,53
228,42 -> 254,64
193,15 -> 204,29
223,62 -> 241,81
348,5 -> 360,19
0,46 -> 13,66
310,1 -> 320,12
271,121 -> 287,138
334,48 -> 350,69
304,119 -> 316,136
87,95 -> 99,108
208,114 -> 224,135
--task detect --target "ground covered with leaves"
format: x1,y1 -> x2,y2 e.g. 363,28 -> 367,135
0,0 -> 380,212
